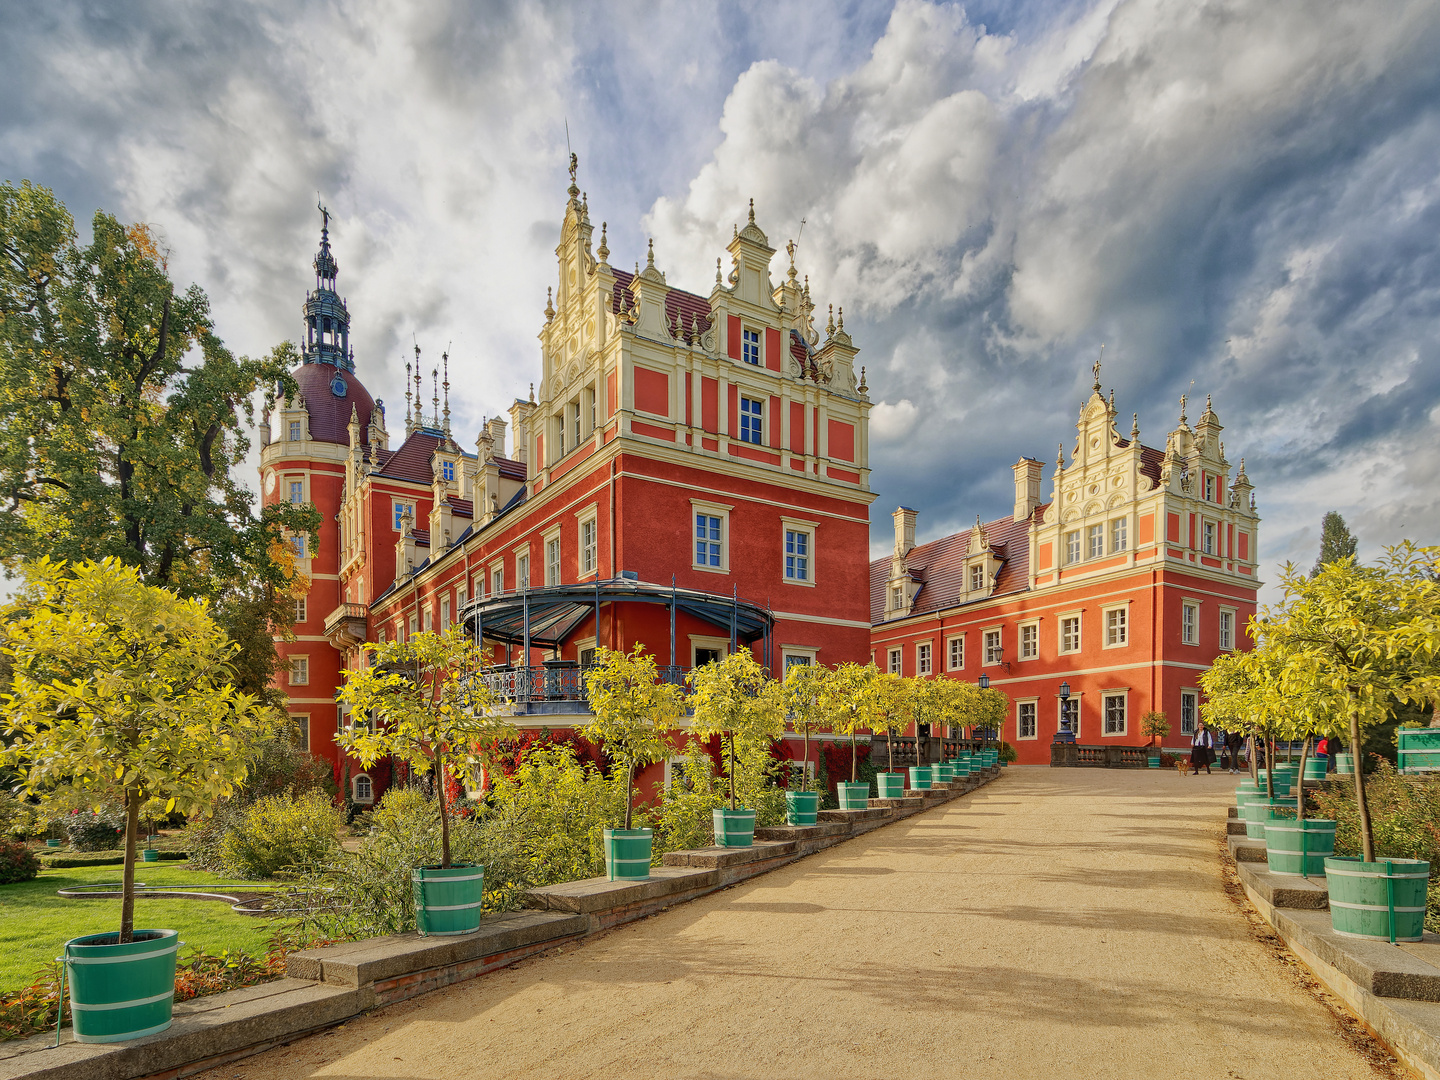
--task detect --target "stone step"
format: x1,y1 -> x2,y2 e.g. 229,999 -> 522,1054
1234,859 -> 1329,910
662,839 -> 798,869
1227,832 -> 1267,862
754,822 -> 850,842
1227,819 -> 1247,836
524,868 -> 715,915
818,806 -> 891,824
870,797 -> 924,810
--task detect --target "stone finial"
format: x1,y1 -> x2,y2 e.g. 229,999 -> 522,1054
529,382 -> 535,404
597,222 -> 609,264
858,366 -> 867,394
646,238 -> 655,270
715,257 -> 723,285
827,304 -> 835,338
544,287 -> 554,321
837,307 -> 845,332
1056,443 -> 1066,471
748,198 -> 755,224
1131,413 -> 1140,441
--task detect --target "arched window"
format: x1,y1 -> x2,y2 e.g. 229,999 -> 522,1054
353,774 -> 373,804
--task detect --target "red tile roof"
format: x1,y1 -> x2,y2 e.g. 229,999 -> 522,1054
375,432 -> 443,484
610,268 -> 712,342
447,497 -> 473,517
498,457 -> 527,482
870,510 -> 1039,623
292,364 -> 377,445
411,528 -> 430,548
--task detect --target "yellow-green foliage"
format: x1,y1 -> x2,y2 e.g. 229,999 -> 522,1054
219,790 -> 343,880
582,645 -> 683,829
654,741 -> 725,854
689,651 -> 785,809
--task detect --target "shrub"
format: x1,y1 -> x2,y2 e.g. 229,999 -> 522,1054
999,741 -> 1018,763
0,794 -> 44,840
39,850 -> 187,868
218,790 -> 344,879
65,808 -> 127,852
182,799 -> 248,872
0,839 -> 39,884
654,741 -> 725,855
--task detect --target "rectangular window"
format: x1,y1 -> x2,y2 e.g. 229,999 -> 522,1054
784,653 -> 813,672
1066,530 -> 1081,564
1105,607 -> 1128,646
290,535 -> 306,560
293,715 -> 310,752
408,614 -> 418,639
580,519 -> 598,575
393,502 -> 415,531
456,587 -> 466,614
1103,694 -> 1127,736
696,514 -> 722,568
492,567 -> 504,596
442,459 -> 454,482
1180,690 -> 1198,736
1088,523 -> 1105,559
288,420 -> 301,442
887,648 -> 902,674
742,328 -> 760,366
739,396 -> 763,444
440,597 -> 450,628
545,537 -> 561,586
1018,702 -> 1037,740
695,647 -> 724,668
288,480 -> 304,504
1060,698 -> 1080,738
1019,622 -> 1038,660
1205,475 -> 1215,502
424,608 -> 434,633
1182,602 -> 1198,645
518,555 -> 530,590
917,643 -> 932,675
570,400 -> 581,450
984,629 -> 1002,665
289,657 -> 309,686
1203,520 -> 1215,555
1059,616 -> 1081,654
295,598 -> 307,623
947,636 -> 964,670
784,529 -> 810,582
1111,517 -> 1127,553
890,585 -> 904,612
1219,609 -> 1234,650
970,565 -> 984,591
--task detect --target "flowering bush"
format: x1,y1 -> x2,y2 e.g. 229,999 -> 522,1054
0,839 -> 40,885
64,809 -> 126,852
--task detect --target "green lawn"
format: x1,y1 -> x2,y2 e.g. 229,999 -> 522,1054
0,865 -> 286,992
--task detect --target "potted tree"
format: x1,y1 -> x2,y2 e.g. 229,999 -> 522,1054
818,662 -> 882,809
337,626 -> 514,936
688,651 -> 786,847
583,645 -> 684,879
868,673 -> 910,799
0,559 -> 278,1043
780,663 -> 831,825
1140,711 -> 1170,767
907,676 -> 951,785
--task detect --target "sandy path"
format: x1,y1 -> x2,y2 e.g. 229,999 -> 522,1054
203,768 -> 1378,1080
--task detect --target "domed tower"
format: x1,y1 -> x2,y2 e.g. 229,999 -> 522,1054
260,207 -> 386,801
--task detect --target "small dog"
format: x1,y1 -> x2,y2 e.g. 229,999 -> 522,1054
1174,757 -> 1192,776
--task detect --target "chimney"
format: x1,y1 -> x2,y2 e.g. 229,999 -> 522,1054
1013,458 -> 1045,521
485,416 -> 508,458
892,506 -> 917,557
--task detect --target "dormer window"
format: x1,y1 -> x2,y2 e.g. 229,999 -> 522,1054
890,585 -> 904,612
442,460 -> 454,482
969,565 -> 984,591
288,420 -> 302,442
1204,475 -> 1215,502
742,328 -> 760,366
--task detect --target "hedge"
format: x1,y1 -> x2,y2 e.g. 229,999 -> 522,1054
37,850 -> 189,868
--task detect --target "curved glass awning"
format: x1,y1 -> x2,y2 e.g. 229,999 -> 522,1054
458,577 -> 773,649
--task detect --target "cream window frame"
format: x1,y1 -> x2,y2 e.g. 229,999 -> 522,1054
289,655 -> 309,686
1180,688 -> 1199,736
982,627 -> 1003,666
575,504 -> 600,579
916,641 -> 933,676
691,498 -> 732,574
1057,611 -> 1083,655
1181,599 -> 1200,646
690,634 -> 731,670
1102,690 -> 1129,738
1102,603 -> 1130,649
1016,699 -> 1039,741
887,647 -> 902,675
946,635 -> 965,671
291,713 -> 311,752
1018,620 -> 1039,661
781,516 -> 818,587
1218,606 -> 1236,651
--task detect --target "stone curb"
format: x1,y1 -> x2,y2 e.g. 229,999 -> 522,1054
1,772 -> 1001,1080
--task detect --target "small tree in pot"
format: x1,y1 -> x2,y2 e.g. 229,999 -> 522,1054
688,650 -> 785,847
0,559 -> 278,1042
336,626 -> 514,936
781,662 -> 831,824
583,645 -> 683,878
1141,712 -> 1170,753
817,662 -> 883,808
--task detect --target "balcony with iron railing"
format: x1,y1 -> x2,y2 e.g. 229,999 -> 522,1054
474,663 -> 691,715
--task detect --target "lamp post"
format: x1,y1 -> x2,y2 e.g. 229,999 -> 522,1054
1056,681 -> 1076,744
976,672 -> 992,747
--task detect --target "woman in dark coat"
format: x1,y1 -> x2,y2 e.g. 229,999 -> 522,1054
1190,723 -> 1215,776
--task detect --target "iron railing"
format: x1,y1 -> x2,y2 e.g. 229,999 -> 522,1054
476,664 -> 690,705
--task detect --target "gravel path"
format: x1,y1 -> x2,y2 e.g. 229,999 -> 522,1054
205,768 -> 1380,1080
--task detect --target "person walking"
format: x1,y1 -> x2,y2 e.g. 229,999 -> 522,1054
1226,729 -> 1244,775
1190,723 -> 1215,776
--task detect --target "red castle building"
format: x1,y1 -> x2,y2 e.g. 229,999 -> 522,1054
869,365 -> 1260,766
260,166 -> 877,805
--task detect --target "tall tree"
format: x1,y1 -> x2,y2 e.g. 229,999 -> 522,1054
1312,511 -> 1358,577
0,181 -> 317,703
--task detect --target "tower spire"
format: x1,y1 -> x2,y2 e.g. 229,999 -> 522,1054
404,357 -> 414,435
301,202 -> 353,370
442,350 -> 451,437
413,342 -> 424,430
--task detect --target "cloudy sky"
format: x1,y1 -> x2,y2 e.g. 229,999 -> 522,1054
3,0 -> 1438,599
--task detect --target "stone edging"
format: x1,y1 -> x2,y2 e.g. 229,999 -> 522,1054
0,767 -> 1001,1080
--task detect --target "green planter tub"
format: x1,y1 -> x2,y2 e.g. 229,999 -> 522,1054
934,763 -> 954,783
1254,770 -> 1291,797
1263,816 -> 1336,876
784,791 -> 821,827
603,828 -> 653,880
836,782 -> 870,811
985,749 -> 998,768
1303,757 -> 1329,782
908,767 -> 932,791
412,863 -> 484,937
951,757 -> 970,779
1334,752 -> 1356,775
1399,729 -> 1440,774
45,838 -> 62,848
64,928 -> 179,1043
1148,754 -> 1161,768
1324,857 -> 1430,942
876,772 -> 905,799
713,808 -> 757,847
1242,796 -> 1296,840
141,849 -> 159,863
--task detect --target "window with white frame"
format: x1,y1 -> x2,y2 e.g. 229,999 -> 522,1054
569,400 -> 581,450
1017,701 -> 1037,740
423,608 -> 434,633
580,517 -> 598,576
783,652 -> 814,672
1088,523 -> 1105,559
1204,475 -> 1215,502
492,566 -> 504,596
408,614 -> 418,639
440,597 -> 450,628
1066,530 -> 1081,563
784,527 -> 811,583
1180,690 -> 1198,736
517,554 -> 530,590
288,479 -> 304,504
393,501 -> 416,531
1103,693 -> 1127,736
295,597 -> 307,623
1019,622 -> 1038,660
890,584 -> 904,612
739,396 -> 763,444
290,535 -> 306,560
292,714 -> 310,752
742,327 -> 760,366
917,642 -> 932,675
442,459 -> 454,482
695,509 -> 725,569
947,636 -> 964,670
1104,606 -> 1128,646
983,629 -> 1002,665
1203,520 -> 1216,555
290,656 -> 309,686
1059,615 -> 1081,654
970,565 -> 985,591
545,536 -> 561,586
1219,609 -> 1234,650
456,586 -> 466,614
288,420 -> 302,442
888,648 -> 902,675
1111,517 -> 1127,553
353,774 -> 373,804
1182,601 -> 1199,645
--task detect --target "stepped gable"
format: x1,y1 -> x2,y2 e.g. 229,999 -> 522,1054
292,364 -> 376,445
610,268 -> 712,338
869,510 -> 1039,623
